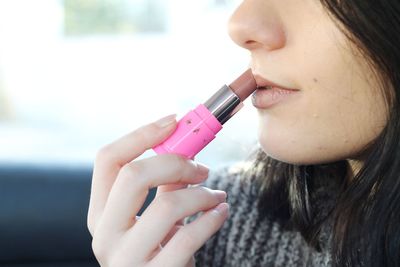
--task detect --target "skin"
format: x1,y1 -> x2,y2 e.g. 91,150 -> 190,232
228,0 -> 388,176
87,115 -> 229,267
87,1 -> 389,266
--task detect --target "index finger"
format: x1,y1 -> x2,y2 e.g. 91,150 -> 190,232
87,114 -> 177,234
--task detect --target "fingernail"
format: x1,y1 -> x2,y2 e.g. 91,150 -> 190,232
196,162 -> 209,176
155,114 -> 177,128
213,203 -> 229,217
214,190 -> 227,202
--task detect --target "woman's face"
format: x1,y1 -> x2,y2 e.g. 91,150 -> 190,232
228,0 -> 388,165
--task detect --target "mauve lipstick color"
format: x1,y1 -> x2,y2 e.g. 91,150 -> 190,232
152,69 -> 257,159
229,69 -> 257,101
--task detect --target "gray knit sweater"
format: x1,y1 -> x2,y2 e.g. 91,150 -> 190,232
185,162 -> 337,267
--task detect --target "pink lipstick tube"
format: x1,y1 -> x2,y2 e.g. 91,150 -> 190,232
152,69 -> 257,160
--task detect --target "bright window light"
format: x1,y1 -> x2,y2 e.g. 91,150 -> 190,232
0,0 -> 258,169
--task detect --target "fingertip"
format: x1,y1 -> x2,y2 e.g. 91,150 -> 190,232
211,202 -> 229,218
196,162 -> 210,176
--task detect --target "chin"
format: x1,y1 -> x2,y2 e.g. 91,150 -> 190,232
259,147 -> 311,165
258,136 -> 344,166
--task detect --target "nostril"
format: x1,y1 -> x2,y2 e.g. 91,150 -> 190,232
245,40 -> 256,45
244,40 -> 260,49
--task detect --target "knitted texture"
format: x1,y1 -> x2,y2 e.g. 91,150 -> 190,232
185,162 -> 336,267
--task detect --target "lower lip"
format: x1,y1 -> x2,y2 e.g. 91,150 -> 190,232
251,87 -> 300,109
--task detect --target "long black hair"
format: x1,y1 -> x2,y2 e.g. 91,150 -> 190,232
243,1 -> 400,266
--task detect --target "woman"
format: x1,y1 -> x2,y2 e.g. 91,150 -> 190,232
87,0 -> 400,266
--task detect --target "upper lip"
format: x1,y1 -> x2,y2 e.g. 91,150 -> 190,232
253,73 -> 299,91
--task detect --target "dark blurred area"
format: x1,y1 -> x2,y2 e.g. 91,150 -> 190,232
0,165 -> 156,266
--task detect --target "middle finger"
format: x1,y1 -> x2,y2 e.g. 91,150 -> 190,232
96,154 -> 209,234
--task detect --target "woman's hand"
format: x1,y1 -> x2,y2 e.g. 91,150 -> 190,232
87,114 -> 229,267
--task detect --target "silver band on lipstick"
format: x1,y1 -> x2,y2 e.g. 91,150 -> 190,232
204,85 -> 241,125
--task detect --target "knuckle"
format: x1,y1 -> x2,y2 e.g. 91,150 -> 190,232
154,194 -> 180,216
91,237 -> 108,263
95,144 -> 114,164
119,162 -> 143,182
173,154 -> 187,170
118,163 -> 147,188
119,163 -> 141,177
171,154 -> 196,180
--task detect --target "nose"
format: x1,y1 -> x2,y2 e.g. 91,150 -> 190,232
228,1 -> 286,51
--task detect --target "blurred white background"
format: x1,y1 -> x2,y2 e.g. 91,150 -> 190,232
0,0 -> 259,169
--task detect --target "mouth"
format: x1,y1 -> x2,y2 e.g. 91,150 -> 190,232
256,85 -> 274,90
253,74 -> 300,91
251,73 -> 301,109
